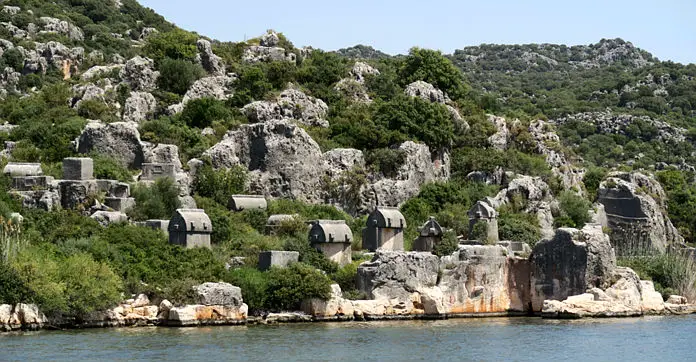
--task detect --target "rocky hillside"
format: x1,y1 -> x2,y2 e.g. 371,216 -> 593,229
0,0 -> 695,321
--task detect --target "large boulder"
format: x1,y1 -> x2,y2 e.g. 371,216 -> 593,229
182,75 -> 235,104
195,39 -> 225,75
242,88 -> 329,128
122,91 -> 157,123
119,56 -> 159,92
364,141 -> 450,210
203,119 -> 325,203
193,282 -> 243,307
357,251 -> 440,301
350,62 -> 380,82
530,224 -> 616,311
76,121 -> 144,168
597,172 -> 683,256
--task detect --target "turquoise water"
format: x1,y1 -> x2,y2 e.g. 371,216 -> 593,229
2,316 -> 695,361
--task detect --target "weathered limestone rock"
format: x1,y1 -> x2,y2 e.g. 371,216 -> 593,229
334,78 -> 371,103
528,119 -> 585,193
132,294 -> 150,308
598,172 -> 683,256
489,174 -> 555,239
301,284 -> 355,320
667,295 -> 688,305
39,17 -> 83,41
123,91 -> 157,123
357,251 -> 440,302
364,141 -> 450,210
81,64 -> 124,81
541,268 -> 667,318
530,225 -> 616,311
404,80 -> 468,132
203,120 -> 325,203
182,75 -> 235,104
91,211 -> 128,226
196,39 -> 225,75
350,62 -> 380,82
242,88 -> 329,128
242,46 -> 295,64
76,121 -> 144,168
167,304 -> 247,326
193,282 -> 243,306
260,32 -> 280,47
1,304 -> 49,331
488,115 -> 509,150
119,56 -> 159,92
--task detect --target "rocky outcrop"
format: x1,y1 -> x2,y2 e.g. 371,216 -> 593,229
119,56 -> 159,92
204,119 -> 325,203
597,172 -> 683,256
301,284 -> 354,320
352,247 -> 532,319
76,121 -> 144,168
81,64 -> 124,81
183,75 -> 235,104
552,111 -> 686,144
489,174 -> 555,239
334,62 -> 380,103
123,91 -> 157,123
541,268 -> 666,318
530,225 -> 616,311
528,119 -> 585,192
196,39 -> 225,75
39,17 -> 84,41
487,115 -> 509,150
0,67 -> 20,97
243,46 -> 295,64
363,141 -> 450,211
242,88 -> 329,128
0,304 -> 48,331
404,81 -> 468,132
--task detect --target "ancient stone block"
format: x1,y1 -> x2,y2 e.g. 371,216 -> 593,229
140,163 -> 176,181
11,176 -> 54,191
3,163 -> 42,177
104,197 -> 135,212
258,251 -> 299,271
63,157 -> 94,180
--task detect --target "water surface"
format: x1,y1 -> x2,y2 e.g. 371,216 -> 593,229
2,316 -> 695,361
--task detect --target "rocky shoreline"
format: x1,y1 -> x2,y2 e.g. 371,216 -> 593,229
4,224 -> 696,333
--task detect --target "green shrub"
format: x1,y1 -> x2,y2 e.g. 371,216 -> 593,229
498,209 -> 541,246
399,47 -> 469,101
180,98 -> 233,129
193,164 -> 247,205
556,191 -> 591,228
77,99 -> 118,122
264,263 -> 332,311
0,263 -> 34,305
330,261 -> 359,295
433,230 -> 460,257
129,177 -> 181,221
619,251 -> 696,301
224,267 -> 269,311
157,57 -> 205,95
583,167 -> 608,201
144,29 -> 199,62
92,154 -> 133,182
283,235 -> 338,274
365,148 -> 405,178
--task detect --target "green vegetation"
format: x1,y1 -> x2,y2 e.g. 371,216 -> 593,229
129,178 -> 181,221
619,250 -> 696,301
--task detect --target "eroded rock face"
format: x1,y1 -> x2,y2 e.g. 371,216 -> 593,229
119,56 -> 159,92
76,121 -> 144,168
182,75 -> 235,104
203,119 -> 325,203
242,46 -> 295,64
528,119 -> 585,193
488,115 -> 509,150
597,172 -> 683,255
123,91 -> 157,123
541,267 -> 666,318
196,39 -> 225,75
489,174 -> 555,239
364,141 -> 450,210
530,225 -> 616,311
242,88 -> 329,128
40,17 -> 83,41
353,247 -> 532,318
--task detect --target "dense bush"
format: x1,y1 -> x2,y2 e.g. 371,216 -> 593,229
498,209 -> 542,246
144,29 -> 199,62
264,263 -> 332,311
433,231 -> 460,257
180,98 -> 233,129
129,178 -> 181,221
619,251 -> 696,301
555,191 -> 592,228
193,164 -> 247,205
157,58 -> 205,95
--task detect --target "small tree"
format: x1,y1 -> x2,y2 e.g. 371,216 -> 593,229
157,58 -> 205,95
193,164 -> 247,205
129,178 -> 181,221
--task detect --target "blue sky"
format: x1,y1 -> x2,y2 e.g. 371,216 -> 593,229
139,0 -> 695,64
